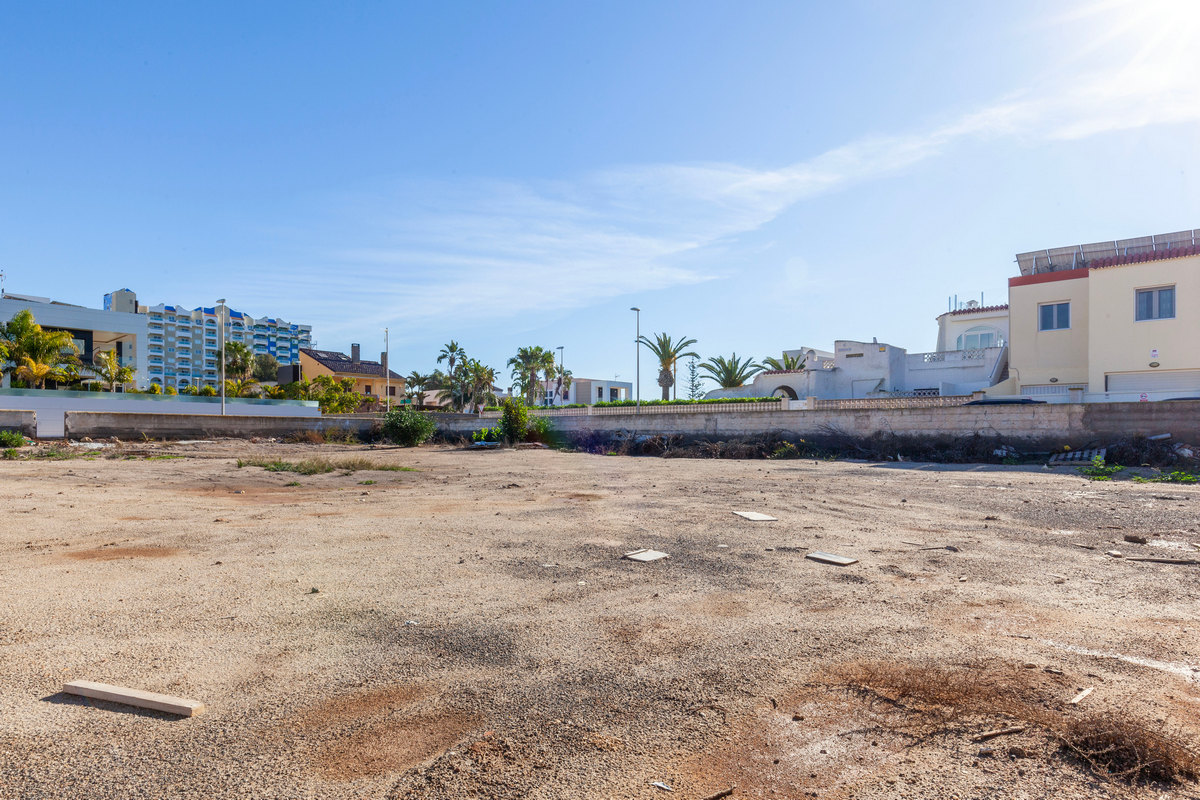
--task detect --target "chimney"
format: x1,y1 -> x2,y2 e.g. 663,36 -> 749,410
351,343 -> 360,362
380,351 -> 388,372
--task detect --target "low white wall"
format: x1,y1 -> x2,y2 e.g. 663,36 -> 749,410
0,389 -> 320,438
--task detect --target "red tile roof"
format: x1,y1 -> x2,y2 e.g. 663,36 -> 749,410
1085,245 -> 1200,270
944,304 -> 1009,316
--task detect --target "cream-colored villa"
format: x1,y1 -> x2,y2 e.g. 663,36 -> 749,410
710,227 -> 1200,403
989,227 -> 1200,401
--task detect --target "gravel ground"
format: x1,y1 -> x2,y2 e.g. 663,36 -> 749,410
1,441 -> 1198,799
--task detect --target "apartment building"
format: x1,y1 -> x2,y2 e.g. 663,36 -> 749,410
997,228 -> 1200,400
103,289 -> 314,390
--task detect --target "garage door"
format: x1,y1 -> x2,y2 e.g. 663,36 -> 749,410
1105,370 -> 1200,392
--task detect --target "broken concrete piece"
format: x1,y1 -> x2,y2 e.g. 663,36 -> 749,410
1068,687 -> 1094,705
624,549 -> 669,562
732,511 -> 777,521
806,551 -> 859,566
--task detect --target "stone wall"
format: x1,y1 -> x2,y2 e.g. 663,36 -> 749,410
434,401 -> 1200,448
64,412 -> 379,441
0,410 -> 37,438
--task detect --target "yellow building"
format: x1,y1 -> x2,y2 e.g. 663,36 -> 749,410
299,345 -> 404,400
1000,229 -> 1200,399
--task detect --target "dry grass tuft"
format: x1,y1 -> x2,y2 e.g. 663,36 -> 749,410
829,659 -> 1199,786
236,456 -> 414,475
285,430 -> 326,444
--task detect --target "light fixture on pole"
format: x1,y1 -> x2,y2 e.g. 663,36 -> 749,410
555,345 -> 564,404
630,307 -> 640,412
217,299 -> 227,415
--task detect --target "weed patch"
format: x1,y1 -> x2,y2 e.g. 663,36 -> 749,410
236,457 -> 415,475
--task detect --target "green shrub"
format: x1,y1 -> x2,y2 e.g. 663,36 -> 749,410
1078,455 -> 1123,481
498,397 -> 529,444
0,430 -> 25,448
472,426 -> 502,443
2,447 -> 18,460
526,415 -> 558,445
380,406 -> 436,447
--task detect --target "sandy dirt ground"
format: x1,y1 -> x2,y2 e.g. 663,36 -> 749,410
1,441 -> 1199,799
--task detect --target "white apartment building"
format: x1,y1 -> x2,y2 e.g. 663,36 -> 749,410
105,290 -> 314,390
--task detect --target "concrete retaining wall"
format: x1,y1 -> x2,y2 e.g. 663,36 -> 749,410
434,401 -> 1200,447
65,412 -> 379,441
0,410 -> 37,438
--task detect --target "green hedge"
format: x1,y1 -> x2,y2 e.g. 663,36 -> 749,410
593,397 -> 780,408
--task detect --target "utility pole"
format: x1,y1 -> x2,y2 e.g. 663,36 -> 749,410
630,307 -> 640,412
384,327 -> 390,412
217,299 -> 226,415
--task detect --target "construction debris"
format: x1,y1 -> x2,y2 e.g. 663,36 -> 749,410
1069,687 -> 1095,705
624,549 -> 669,562
1048,448 -> 1105,465
1124,557 -> 1199,565
700,788 -> 737,800
1123,534 -> 1148,544
63,680 -> 205,717
806,551 -> 859,566
732,511 -> 777,521
972,725 -> 1026,742
650,781 -> 674,792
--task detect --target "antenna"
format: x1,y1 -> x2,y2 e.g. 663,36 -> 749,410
0,270 -> 5,297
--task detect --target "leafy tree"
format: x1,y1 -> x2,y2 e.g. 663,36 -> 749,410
179,384 -> 200,396
699,353 -> 764,389
221,342 -> 254,381
762,353 -> 806,371
164,385 -> 178,396
88,349 -> 134,392
251,353 -> 279,382
1,309 -> 80,386
637,333 -> 699,401
685,357 -> 704,400
261,384 -> 289,399
146,382 -> 164,395
311,375 -> 360,414
198,385 -> 218,397
498,397 -> 529,443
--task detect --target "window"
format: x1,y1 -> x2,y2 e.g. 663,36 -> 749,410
597,387 -> 604,400
364,384 -> 372,395
388,386 -> 396,396
1039,302 -> 1070,331
955,327 -> 1003,350
1136,286 -> 1175,320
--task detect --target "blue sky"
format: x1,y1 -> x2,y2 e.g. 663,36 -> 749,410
2,1 -> 1198,396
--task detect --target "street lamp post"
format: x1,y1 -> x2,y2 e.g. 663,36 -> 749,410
555,345 -> 564,405
630,307 -> 640,412
217,298 -> 227,415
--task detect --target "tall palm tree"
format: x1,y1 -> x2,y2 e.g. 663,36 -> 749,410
1,309 -> 80,383
88,349 -> 134,392
437,341 -> 467,374
221,342 -> 254,381
762,353 -> 806,372
637,333 -> 699,400
507,346 -> 555,405
700,353 -> 764,389
466,360 -> 498,412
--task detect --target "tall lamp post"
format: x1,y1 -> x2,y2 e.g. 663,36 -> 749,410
630,307 -> 640,413
217,298 -> 227,415
555,345 -> 564,404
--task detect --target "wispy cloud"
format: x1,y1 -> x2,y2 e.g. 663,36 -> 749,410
239,0 -> 1199,341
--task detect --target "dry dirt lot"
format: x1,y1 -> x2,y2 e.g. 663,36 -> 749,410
1,441 -> 1199,799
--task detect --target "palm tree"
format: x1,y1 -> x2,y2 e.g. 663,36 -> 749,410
14,356 -> 69,390
555,367 -> 574,403
224,377 -> 261,398
762,353 -> 806,372
637,333 -> 699,400
507,346 -> 555,405
221,342 -> 254,381
403,370 -> 432,407
700,353 -> 764,389
88,349 -> 134,392
465,360 -> 498,412
437,341 -> 467,374
2,309 -> 80,385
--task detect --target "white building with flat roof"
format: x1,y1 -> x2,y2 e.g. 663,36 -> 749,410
1,292 -> 148,387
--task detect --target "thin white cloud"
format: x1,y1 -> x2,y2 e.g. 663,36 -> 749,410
238,0 -> 1199,342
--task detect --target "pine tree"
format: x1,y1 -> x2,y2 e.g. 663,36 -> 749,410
686,357 -> 704,400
